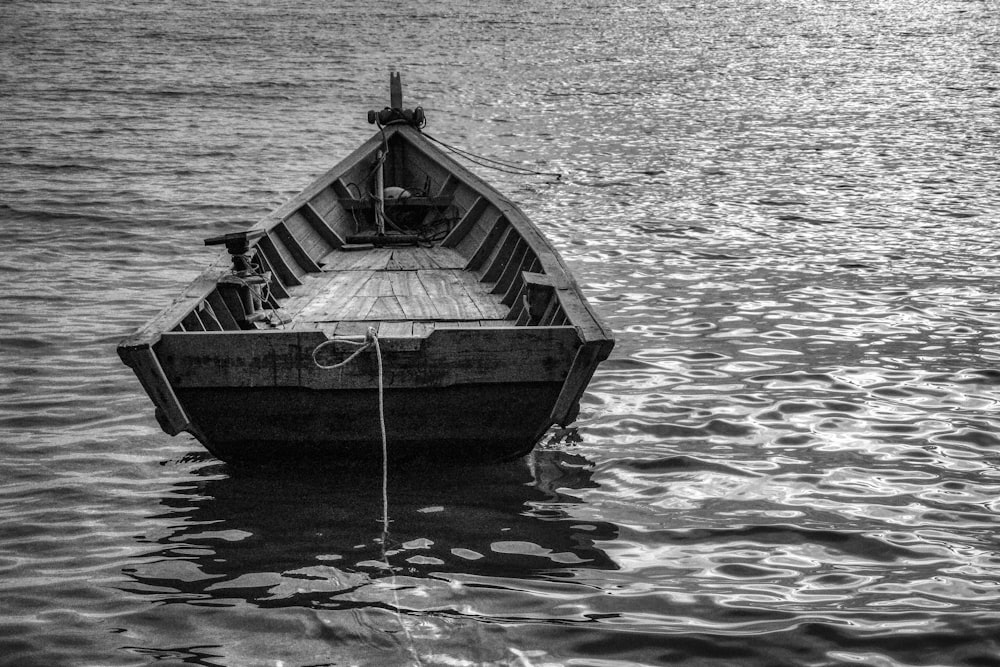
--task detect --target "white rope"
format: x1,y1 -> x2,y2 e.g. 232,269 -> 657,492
373,331 -> 389,535
311,329 -> 421,664
311,335 -> 373,370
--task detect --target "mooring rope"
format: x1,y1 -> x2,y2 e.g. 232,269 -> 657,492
311,333 -> 375,370
422,131 -> 563,180
310,329 -> 388,527
372,330 -> 389,535
311,329 -> 422,664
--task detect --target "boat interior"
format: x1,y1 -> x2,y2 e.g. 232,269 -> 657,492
176,127 -> 574,339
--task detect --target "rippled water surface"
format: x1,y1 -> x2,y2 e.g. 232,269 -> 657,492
3,0 -> 1000,665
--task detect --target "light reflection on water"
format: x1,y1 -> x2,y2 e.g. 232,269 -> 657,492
3,0 -> 1000,664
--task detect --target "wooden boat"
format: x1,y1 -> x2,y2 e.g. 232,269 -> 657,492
118,74 -> 614,464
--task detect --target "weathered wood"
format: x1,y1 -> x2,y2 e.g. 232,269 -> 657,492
540,295 -> 562,326
120,265 -> 231,347
158,327 -> 579,390
333,320 -> 373,339
258,232 -> 305,285
206,290 -> 240,330
521,271 -> 555,288
466,216 -> 510,272
412,321 -> 435,338
288,266 -> 507,323
455,206 -> 501,259
298,203 -> 346,253
390,71 -> 403,108
294,271 -> 374,321
310,187 -> 356,240
449,183 -> 481,224
275,221 -> 323,273
491,240 -> 528,296
436,320 -> 478,328
441,196 -> 488,247
377,320 -> 413,338
479,226 -> 520,284
282,211 -> 330,261
338,195 -> 451,210
251,249 -> 290,300
181,309 -> 206,332
435,173 -> 457,198
401,141 -> 454,197
198,301 -> 223,331
117,344 -> 192,436
394,246 -> 465,270
319,247 -> 393,271
381,247 -> 414,271
329,179 -> 352,199
415,270 -> 482,320
502,254 -> 539,307
518,270 -> 558,325
549,338 -> 615,426
366,296 -> 406,320
420,173 -> 458,227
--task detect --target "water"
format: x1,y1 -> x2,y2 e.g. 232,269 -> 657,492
3,0 -> 1000,665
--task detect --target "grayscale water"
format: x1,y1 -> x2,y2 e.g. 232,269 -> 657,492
3,0 -> 1000,665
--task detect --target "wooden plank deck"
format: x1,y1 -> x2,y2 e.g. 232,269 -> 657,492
283,246 -> 509,325
318,245 -> 466,271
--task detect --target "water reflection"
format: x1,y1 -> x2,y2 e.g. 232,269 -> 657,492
123,449 -> 618,607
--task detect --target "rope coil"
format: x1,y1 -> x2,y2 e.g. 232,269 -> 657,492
312,332 -> 376,370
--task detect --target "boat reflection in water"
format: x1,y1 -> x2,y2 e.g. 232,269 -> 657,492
122,447 -> 618,608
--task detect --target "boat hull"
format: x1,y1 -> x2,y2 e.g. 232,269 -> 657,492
118,85 -> 614,464
120,325 -> 603,463
173,382 -> 564,464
